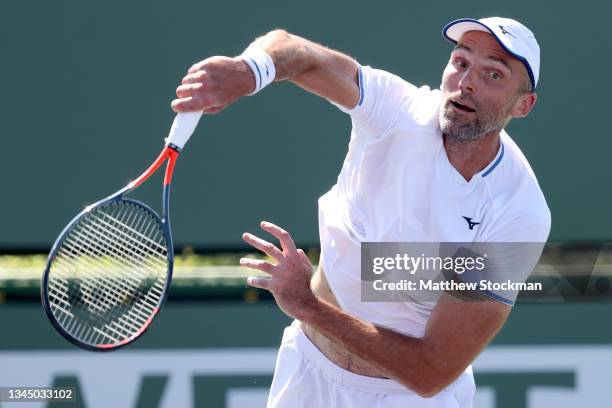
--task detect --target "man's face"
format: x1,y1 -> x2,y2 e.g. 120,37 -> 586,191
439,31 -> 532,142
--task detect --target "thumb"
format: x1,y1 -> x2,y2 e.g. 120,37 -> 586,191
297,249 -> 311,268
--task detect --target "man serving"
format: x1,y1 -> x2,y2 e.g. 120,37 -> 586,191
172,16 -> 550,408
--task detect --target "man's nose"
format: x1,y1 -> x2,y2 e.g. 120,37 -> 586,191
458,68 -> 476,94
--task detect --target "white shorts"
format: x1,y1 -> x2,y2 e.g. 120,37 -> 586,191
267,320 -> 475,408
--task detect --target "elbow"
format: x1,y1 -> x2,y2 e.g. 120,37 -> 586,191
401,378 -> 443,399
396,366 -> 458,398
413,382 -> 445,399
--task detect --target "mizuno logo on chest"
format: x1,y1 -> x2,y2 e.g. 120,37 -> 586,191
462,216 -> 480,230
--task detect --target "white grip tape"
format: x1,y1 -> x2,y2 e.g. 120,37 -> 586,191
165,111 -> 203,150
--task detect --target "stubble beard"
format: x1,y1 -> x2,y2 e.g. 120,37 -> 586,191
439,95 -> 511,143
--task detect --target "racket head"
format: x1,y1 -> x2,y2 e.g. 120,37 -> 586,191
41,196 -> 174,351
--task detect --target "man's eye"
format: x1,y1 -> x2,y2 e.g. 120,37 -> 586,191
454,60 -> 467,69
489,71 -> 501,80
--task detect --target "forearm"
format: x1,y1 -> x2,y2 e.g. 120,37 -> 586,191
171,30 -> 359,113
245,30 -> 360,108
298,293 -> 508,397
246,30 -> 313,82
240,223 -> 509,397
300,298 -> 444,397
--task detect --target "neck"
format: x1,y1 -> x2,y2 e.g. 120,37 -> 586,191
443,130 -> 501,182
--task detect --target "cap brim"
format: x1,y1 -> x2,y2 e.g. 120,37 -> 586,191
442,18 -> 536,90
443,18 -> 492,43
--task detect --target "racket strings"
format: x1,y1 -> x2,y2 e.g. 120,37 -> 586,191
47,201 -> 169,346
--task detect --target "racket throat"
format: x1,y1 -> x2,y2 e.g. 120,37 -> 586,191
128,146 -> 180,190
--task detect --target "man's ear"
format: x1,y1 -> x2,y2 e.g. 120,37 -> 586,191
511,92 -> 537,118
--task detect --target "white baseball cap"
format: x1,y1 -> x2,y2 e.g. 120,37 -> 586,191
442,17 -> 540,90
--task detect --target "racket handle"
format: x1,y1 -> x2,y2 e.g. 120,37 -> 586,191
165,111 -> 203,150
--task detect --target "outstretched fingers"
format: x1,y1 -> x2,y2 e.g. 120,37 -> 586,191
260,221 -> 298,255
242,232 -> 284,261
240,258 -> 276,275
297,248 -> 312,269
246,276 -> 272,290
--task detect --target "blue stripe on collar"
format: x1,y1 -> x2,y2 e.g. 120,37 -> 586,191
482,143 -> 505,177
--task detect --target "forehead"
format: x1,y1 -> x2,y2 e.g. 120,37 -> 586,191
454,31 -> 517,64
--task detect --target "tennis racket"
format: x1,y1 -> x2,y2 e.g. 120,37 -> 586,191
41,111 -> 203,351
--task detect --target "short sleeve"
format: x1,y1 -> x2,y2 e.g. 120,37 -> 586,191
489,207 -> 552,243
457,208 -> 551,306
330,65 -> 419,138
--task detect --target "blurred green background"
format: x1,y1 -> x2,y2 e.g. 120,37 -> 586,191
0,0 -> 609,250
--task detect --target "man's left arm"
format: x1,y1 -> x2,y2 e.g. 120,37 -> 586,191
301,290 -> 510,397
240,221 -> 511,398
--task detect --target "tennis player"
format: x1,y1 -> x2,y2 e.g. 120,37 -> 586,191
173,17 -> 550,408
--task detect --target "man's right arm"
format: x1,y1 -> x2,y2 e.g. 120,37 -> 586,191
171,30 -> 360,114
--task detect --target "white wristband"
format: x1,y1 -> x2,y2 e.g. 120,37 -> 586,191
240,47 -> 276,95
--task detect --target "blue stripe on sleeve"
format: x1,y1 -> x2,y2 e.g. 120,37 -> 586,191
357,65 -> 364,106
480,289 -> 514,306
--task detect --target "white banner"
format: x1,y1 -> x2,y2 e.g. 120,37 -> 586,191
0,346 -> 610,407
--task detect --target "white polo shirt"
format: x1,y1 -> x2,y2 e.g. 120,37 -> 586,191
319,65 -> 551,338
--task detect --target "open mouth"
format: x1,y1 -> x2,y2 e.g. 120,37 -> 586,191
450,100 -> 476,113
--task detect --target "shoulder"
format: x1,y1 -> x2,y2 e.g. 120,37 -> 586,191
337,65 -> 442,138
363,67 -> 443,130
483,131 -> 551,242
360,66 -> 441,117
359,66 -> 414,95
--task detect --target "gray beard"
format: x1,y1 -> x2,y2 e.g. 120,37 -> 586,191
438,95 -> 508,142
438,106 -> 506,142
